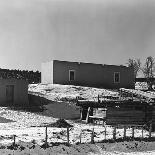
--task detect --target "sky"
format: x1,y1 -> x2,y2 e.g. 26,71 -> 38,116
0,0 -> 155,71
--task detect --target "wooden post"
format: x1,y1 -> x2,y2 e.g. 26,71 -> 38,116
67,127 -> 70,145
132,93 -> 133,100
91,128 -> 94,144
140,95 -> 142,102
79,132 -> 82,144
124,126 -> 126,139
119,90 -> 122,100
113,126 -> 116,140
149,123 -> 152,138
45,126 -> 48,148
86,107 -> 90,123
98,95 -> 100,103
142,127 -> 144,139
13,135 -> 16,146
132,127 -> 134,139
76,97 -> 78,104
105,126 -> 106,140
80,107 -> 83,120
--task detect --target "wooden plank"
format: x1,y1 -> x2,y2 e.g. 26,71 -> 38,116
107,114 -> 145,118
107,113 -> 144,116
106,118 -> 145,121
124,126 -> 126,139
77,100 -> 147,108
106,121 -> 145,124
113,126 -> 116,140
106,120 -> 145,122
107,110 -> 144,114
86,107 -> 90,123
89,116 -> 104,119
106,120 -> 145,123
132,127 -> 134,139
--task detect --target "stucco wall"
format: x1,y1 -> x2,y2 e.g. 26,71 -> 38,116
101,65 -> 134,88
41,61 -> 53,84
0,79 -> 28,106
53,60 -> 135,89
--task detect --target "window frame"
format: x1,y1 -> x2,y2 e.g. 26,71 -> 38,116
114,72 -> 120,83
69,70 -> 76,81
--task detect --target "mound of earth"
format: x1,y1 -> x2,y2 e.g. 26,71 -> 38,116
47,119 -> 73,128
43,102 -> 80,119
0,116 -> 15,123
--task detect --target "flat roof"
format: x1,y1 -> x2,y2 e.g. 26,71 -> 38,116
53,60 -> 129,68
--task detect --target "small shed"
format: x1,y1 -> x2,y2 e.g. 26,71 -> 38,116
77,99 -> 155,130
0,79 -> 29,106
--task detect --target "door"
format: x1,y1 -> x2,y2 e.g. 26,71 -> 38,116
6,85 -> 14,104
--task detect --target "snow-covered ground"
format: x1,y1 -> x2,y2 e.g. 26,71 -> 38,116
120,88 -> 155,102
0,107 -> 151,145
0,106 -> 155,154
0,141 -> 155,155
135,82 -> 148,90
0,83 -> 154,154
135,82 -> 155,91
28,83 -> 119,102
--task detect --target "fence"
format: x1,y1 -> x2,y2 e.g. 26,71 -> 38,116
8,124 -> 155,149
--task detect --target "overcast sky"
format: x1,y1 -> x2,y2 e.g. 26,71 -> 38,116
0,0 -> 155,71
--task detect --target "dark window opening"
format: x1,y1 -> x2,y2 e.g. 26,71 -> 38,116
114,72 -> 120,83
69,70 -> 75,81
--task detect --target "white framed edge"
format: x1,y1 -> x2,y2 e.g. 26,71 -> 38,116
69,70 -> 76,81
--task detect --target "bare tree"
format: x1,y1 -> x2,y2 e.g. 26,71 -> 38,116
142,56 -> 155,90
127,58 -> 141,78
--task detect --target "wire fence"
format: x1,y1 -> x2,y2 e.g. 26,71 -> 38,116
6,124 -> 155,149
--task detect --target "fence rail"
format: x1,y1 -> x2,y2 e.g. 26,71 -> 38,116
7,124 -> 154,149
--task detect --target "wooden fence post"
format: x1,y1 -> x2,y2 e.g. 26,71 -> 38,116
67,127 -> 70,145
91,128 -> 94,144
79,132 -> 82,144
80,107 -> 83,120
105,126 -> 106,140
124,126 -> 126,139
113,126 -> 116,140
149,123 -> 152,138
132,93 -> 133,100
86,107 -> 90,123
142,127 -> 144,139
132,127 -> 134,139
45,126 -> 48,148
98,95 -> 100,103
119,90 -> 122,99
13,135 -> 16,146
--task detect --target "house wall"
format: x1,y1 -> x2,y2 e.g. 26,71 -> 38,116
0,79 -> 28,106
101,65 -> 134,89
52,60 -> 135,89
53,60 -> 79,85
41,61 -> 53,84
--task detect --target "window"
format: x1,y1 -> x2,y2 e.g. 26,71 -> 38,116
69,70 -> 75,81
114,72 -> 120,83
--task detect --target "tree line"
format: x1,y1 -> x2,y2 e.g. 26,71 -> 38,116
0,68 -> 41,84
127,56 -> 155,90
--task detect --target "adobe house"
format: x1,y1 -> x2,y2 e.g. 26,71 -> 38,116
41,60 -> 135,89
0,79 -> 29,106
